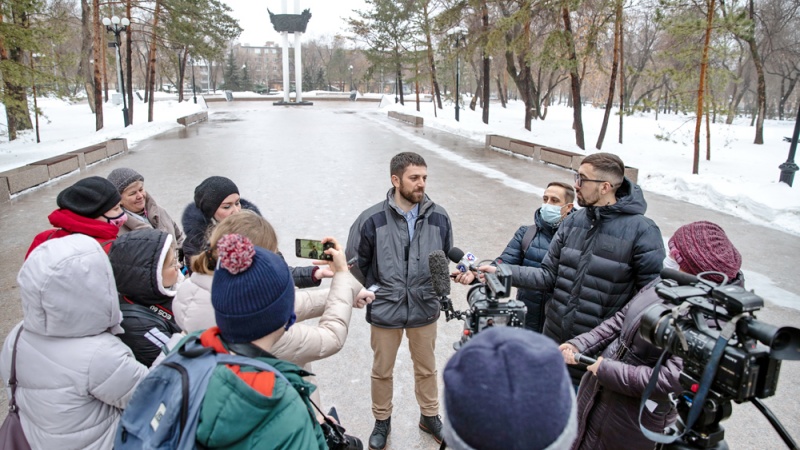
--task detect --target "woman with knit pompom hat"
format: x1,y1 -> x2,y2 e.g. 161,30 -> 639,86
26,176 -> 126,259
559,221 -> 743,450
190,234 -> 332,449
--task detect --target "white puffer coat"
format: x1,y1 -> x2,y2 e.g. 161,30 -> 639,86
173,271 -> 362,366
0,235 -> 148,450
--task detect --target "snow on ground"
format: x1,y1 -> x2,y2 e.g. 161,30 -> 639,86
2,92 -> 799,237
385,97 -> 800,237
0,92 -> 205,173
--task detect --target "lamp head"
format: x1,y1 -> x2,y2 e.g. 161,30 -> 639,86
111,15 -> 120,24
121,18 -> 130,27
102,17 -> 111,26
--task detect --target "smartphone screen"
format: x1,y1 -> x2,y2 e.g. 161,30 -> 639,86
295,238 -> 333,260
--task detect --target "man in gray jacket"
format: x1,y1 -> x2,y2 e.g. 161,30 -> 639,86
481,152 -> 665,386
347,152 -> 453,450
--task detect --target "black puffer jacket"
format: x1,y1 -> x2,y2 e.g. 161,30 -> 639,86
109,229 -> 181,367
494,209 -> 558,332
181,199 -> 319,288
509,178 -> 665,384
567,280 -> 682,450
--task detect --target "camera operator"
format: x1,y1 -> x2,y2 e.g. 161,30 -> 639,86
478,153 -> 665,387
558,221 -> 743,450
453,181 -> 574,333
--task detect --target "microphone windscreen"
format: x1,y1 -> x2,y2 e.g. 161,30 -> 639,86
429,250 -> 451,297
447,247 -> 465,264
660,268 -> 698,286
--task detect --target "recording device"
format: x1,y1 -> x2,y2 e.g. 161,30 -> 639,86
637,268 -> 800,449
295,238 -> 334,261
448,247 -> 478,273
429,250 -> 527,350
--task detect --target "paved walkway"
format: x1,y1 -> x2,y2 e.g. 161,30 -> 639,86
0,101 -> 798,448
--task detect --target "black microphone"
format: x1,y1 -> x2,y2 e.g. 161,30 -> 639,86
428,250 -> 452,299
574,353 -> 597,366
447,247 -> 479,273
660,268 -> 697,286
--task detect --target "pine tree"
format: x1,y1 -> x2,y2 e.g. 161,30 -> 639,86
222,48 -> 240,90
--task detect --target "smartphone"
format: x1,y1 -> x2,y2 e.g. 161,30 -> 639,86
295,238 -> 334,260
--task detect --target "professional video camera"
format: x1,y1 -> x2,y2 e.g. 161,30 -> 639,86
428,249 -> 527,350
637,268 -> 800,449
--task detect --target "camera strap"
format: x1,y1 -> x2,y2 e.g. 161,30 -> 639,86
637,313 -> 745,444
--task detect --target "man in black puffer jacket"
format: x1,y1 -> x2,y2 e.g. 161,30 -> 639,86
481,153 -> 665,386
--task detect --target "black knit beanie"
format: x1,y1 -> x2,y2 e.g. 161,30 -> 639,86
57,176 -> 122,218
194,176 -> 239,220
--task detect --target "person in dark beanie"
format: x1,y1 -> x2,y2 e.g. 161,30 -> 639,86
181,176 -> 252,265
559,221 -> 743,450
191,234 -> 330,449
108,229 -> 183,367
442,327 -> 577,450
181,176 -> 329,288
26,176 -> 126,259
107,167 -> 185,249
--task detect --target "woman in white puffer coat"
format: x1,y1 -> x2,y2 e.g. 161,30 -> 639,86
0,235 -> 148,450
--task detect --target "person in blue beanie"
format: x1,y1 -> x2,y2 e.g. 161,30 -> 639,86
441,327 -> 577,450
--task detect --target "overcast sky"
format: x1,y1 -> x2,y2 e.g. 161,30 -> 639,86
222,0 -> 369,46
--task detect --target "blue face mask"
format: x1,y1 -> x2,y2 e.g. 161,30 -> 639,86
540,204 -> 563,225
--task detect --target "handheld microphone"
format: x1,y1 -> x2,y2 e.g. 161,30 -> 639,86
660,268 -> 698,286
447,247 -> 478,273
428,250 -> 452,299
574,353 -> 597,366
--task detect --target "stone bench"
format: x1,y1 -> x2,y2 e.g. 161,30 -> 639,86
0,165 -> 50,196
388,111 -> 423,127
69,143 -> 108,170
30,154 -> 80,179
177,111 -> 208,126
0,138 -> 129,203
485,134 -> 638,183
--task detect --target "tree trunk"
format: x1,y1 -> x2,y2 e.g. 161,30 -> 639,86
147,0 -> 161,122
92,0 -> 104,130
562,5 -> 585,149
496,75 -> 506,108
481,0 -> 490,124
102,34 -> 108,102
746,0 -> 765,144
422,1 -> 442,109
618,5 -> 624,144
178,48 -> 187,103
693,0 -> 716,174
597,1 -> 621,150
79,0 -> 95,114
705,85 -> 711,160
125,0 -> 134,124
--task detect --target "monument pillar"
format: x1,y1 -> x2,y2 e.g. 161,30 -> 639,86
270,1 -> 312,106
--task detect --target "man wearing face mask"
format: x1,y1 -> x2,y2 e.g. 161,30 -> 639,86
479,153 -> 665,387
454,181 -> 574,332
26,176 -> 127,259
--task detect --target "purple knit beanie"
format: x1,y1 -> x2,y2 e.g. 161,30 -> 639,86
668,221 -> 742,282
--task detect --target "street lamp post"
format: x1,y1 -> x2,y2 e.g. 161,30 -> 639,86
447,26 -> 468,121
349,65 -> 354,91
779,102 -> 800,187
102,15 -> 130,127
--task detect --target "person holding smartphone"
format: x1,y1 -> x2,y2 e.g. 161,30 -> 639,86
346,152 -> 453,449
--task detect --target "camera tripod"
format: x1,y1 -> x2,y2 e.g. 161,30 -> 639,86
658,389 -> 797,450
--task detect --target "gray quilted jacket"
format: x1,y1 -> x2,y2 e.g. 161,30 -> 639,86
346,188 -> 453,329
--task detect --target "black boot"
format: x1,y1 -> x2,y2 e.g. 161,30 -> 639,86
419,414 -> 443,444
368,417 -> 391,450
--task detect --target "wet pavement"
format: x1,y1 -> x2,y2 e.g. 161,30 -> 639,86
1,100 -> 799,449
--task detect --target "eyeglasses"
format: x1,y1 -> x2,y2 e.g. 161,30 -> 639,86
574,172 -> 608,188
